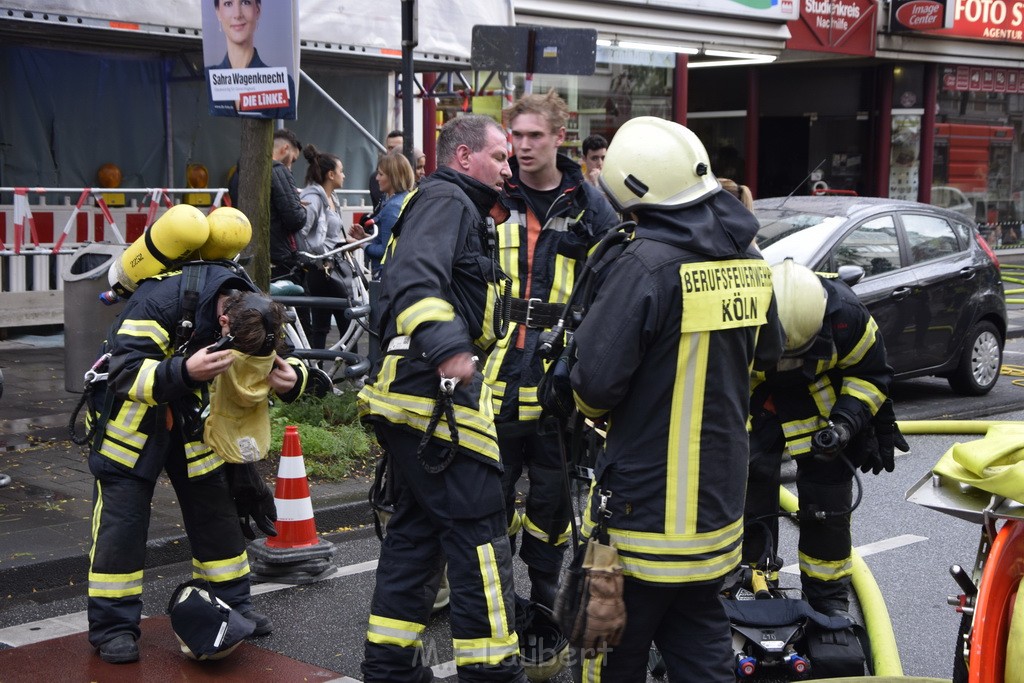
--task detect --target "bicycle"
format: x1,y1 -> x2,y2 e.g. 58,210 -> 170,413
270,233 -> 375,389
906,425 -> 1024,683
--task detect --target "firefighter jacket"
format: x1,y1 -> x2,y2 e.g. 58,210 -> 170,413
93,265 -> 309,482
750,276 -> 893,458
570,190 -> 785,585
484,154 -> 619,423
358,166 -> 512,468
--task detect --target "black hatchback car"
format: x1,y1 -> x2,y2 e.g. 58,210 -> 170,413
753,196 -> 1006,395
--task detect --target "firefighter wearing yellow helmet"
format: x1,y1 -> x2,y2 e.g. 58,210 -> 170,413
569,117 -> 784,681
745,258 -> 898,620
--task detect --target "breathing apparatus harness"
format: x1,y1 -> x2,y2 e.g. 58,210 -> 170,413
366,185 -> 513,480
68,258 -> 262,447
532,222 -> 635,547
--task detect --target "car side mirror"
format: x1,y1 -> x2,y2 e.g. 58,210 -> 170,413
837,264 -> 865,286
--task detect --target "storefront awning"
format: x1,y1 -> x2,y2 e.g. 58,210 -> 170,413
513,0 -> 793,57
877,33 -> 1024,68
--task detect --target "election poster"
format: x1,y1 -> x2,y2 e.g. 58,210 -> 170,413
201,0 -> 300,120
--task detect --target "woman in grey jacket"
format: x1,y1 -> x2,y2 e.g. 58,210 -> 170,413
299,144 -> 349,349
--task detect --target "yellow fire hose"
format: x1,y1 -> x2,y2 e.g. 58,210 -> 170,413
896,420 -> 1012,435
777,488 -> 904,677
778,418 -> 1024,678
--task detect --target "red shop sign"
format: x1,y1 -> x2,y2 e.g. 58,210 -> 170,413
942,64 -> 1024,91
890,0 -> 952,30
787,0 -> 877,55
928,0 -> 1024,43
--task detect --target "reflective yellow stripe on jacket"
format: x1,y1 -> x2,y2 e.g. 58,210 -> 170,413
358,356 -> 500,463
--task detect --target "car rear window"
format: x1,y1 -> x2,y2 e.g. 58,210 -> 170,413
903,214 -> 961,264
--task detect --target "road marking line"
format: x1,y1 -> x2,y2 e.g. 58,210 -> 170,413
0,559 -> 381,647
432,661 -> 457,677
251,560 -> 379,596
781,533 -> 927,574
0,611 -> 90,647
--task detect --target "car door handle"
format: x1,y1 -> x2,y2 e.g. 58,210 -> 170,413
959,266 -> 976,279
890,287 -> 911,300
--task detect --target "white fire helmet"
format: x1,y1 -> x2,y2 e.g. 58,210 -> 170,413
771,258 -> 828,356
599,116 -> 720,212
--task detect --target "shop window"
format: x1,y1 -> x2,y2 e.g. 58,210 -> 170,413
512,53 -> 673,161
689,114 -> 747,184
935,78 -> 1021,239
903,214 -> 960,264
832,215 -> 899,277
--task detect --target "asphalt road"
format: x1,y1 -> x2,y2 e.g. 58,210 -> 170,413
3,338 -> 1024,680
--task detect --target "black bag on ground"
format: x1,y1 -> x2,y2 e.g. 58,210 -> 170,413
802,621 -> 868,677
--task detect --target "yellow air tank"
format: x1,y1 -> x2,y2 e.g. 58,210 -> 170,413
108,204 -> 210,297
199,207 -> 252,260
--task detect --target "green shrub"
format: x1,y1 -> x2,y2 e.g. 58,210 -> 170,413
269,389 -> 375,480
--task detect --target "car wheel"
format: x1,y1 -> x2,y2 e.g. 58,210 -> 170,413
947,321 -> 1002,396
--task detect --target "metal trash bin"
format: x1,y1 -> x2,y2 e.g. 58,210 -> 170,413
62,243 -> 125,393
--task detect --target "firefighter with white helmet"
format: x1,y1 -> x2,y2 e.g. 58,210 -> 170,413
570,116 -> 785,681
772,258 -> 829,355
744,257 -> 900,620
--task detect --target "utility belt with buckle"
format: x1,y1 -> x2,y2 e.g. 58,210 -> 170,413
509,297 -> 579,330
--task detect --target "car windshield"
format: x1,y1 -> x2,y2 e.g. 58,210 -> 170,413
755,211 -> 846,264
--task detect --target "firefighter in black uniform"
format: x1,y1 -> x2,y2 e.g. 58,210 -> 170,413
86,220 -> 311,663
485,91 -> 619,608
743,258 -> 896,618
357,115 -> 526,683
569,117 -> 785,682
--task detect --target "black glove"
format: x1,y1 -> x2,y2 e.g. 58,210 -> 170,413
810,418 -> 852,459
537,340 -> 576,420
225,463 -> 278,540
867,420 -> 909,475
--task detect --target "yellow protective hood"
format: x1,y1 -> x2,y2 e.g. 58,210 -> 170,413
932,423 -> 1024,504
205,350 -> 276,464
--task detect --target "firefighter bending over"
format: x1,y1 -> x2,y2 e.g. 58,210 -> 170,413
744,258 -> 900,619
87,209 -> 310,664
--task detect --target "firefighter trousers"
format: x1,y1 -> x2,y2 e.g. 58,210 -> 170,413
578,577 -> 733,683
498,420 -> 572,607
362,424 -> 526,683
744,419 -> 854,612
86,440 -> 251,647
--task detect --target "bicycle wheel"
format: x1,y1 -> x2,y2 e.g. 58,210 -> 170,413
968,519 -> 1024,683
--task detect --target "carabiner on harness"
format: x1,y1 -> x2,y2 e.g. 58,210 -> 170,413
69,352 -> 112,446
417,374 -> 460,474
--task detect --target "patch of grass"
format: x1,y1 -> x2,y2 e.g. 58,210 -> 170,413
269,389 -> 376,481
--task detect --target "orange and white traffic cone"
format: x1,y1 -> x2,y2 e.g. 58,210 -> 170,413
268,426 -> 319,549
247,426 -> 335,584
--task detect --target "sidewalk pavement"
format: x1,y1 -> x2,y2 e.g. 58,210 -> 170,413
3,303 -> 1024,601
0,331 -> 373,600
